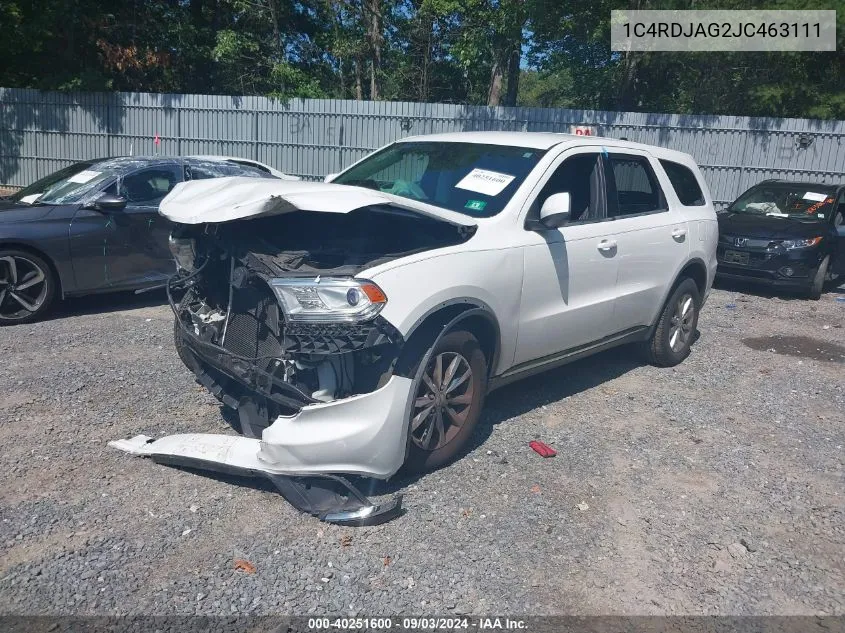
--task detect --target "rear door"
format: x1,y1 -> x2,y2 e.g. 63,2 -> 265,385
603,151 -> 690,331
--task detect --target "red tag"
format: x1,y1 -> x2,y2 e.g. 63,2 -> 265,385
529,440 -> 556,458
154,133 -> 161,146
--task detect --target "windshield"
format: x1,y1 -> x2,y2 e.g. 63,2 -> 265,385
727,184 -> 837,222
332,141 -> 546,217
10,161 -> 117,205
11,162 -> 94,204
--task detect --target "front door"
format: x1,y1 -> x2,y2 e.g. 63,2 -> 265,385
69,166 -> 180,291
514,149 -> 620,366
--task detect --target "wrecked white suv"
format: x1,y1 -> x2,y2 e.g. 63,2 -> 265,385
112,132 -> 717,524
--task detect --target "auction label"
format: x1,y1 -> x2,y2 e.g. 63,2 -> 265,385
306,616 -> 527,630
455,169 -> 515,197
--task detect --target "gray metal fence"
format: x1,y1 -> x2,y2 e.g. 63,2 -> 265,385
2,87 -> 844,207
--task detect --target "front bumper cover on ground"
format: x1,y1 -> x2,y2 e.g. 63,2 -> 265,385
109,433 -> 404,526
110,374 -> 414,525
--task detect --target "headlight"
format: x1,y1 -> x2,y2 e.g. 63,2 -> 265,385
268,277 -> 387,323
779,237 -> 822,250
168,235 -> 197,271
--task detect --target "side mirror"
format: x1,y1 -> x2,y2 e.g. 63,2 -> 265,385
324,173 -> 338,183
93,194 -> 127,212
539,192 -> 571,228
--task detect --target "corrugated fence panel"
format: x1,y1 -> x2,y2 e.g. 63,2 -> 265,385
1,88 -> 843,205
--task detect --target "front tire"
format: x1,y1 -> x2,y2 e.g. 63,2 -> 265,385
642,278 -> 700,367
809,256 -> 829,300
403,330 -> 487,474
0,249 -> 56,325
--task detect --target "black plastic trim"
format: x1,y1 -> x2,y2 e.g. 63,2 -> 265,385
489,326 -> 649,392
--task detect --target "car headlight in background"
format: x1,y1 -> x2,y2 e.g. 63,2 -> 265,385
269,277 -> 387,323
779,237 -> 822,250
168,234 -> 198,271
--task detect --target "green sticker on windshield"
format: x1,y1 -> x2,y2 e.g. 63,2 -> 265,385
465,199 -> 487,211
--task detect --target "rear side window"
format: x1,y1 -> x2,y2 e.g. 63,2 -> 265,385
659,159 -> 705,206
606,154 -> 666,217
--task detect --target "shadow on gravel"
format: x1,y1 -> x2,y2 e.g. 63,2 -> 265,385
47,289 -> 168,321
369,342 -> 648,495
713,276 -> 845,300
155,342 -> 653,508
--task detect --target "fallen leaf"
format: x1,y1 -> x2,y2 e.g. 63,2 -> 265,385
383,556 -> 392,566
340,535 -> 352,547
234,559 -> 256,574
531,484 -> 541,494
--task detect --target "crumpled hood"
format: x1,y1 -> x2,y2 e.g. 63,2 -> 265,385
159,177 -> 477,228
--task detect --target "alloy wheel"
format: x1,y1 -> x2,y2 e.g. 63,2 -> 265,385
411,351 -> 475,451
0,255 -> 49,319
668,293 -> 695,353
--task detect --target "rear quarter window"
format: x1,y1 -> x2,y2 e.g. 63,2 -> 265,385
659,159 -> 705,206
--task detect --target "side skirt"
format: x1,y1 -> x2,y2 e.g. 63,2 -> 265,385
488,326 -> 649,392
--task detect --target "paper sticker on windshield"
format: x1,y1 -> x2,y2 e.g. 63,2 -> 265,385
455,169 -> 515,196
19,193 -> 42,204
68,170 -> 102,184
803,191 -> 827,202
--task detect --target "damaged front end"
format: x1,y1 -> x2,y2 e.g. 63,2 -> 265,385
112,181 -> 476,524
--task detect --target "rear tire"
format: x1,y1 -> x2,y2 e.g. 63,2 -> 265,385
642,278 -> 700,367
403,330 -> 487,474
0,249 -> 57,325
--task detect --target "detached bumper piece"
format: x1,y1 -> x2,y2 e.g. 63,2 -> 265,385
109,434 -> 403,526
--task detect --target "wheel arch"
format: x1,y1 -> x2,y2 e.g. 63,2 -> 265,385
678,257 -> 708,297
393,299 -> 501,381
0,241 -> 64,298
648,258 -> 709,335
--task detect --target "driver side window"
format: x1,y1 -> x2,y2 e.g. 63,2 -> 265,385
530,153 -> 603,224
106,167 -> 181,206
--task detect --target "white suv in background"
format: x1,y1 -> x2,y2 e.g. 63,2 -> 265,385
113,132 -> 718,524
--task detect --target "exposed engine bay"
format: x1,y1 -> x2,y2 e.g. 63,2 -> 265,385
169,205 -> 473,437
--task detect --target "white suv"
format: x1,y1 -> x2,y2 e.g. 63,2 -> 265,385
112,132 -> 717,524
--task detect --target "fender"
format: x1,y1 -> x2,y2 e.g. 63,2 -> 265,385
393,299 -> 501,381
0,238 -> 73,297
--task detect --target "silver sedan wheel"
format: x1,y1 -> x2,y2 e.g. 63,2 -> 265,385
411,351 -> 474,451
0,255 -> 49,319
668,293 -> 695,353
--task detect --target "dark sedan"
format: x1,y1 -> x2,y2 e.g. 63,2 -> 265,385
0,156 -> 278,324
716,180 -> 845,299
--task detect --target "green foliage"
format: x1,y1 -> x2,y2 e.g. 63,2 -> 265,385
0,0 -> 842,118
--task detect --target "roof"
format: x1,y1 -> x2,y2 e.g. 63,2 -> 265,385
396,131 -> 695,161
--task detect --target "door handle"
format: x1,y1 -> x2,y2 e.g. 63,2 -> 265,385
597,239 -> 617,252
671,227 -> 687,240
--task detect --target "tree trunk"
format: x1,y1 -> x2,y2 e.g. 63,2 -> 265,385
487,60 -> 504,107
364,0 -> 382,100
617,51 -> 639,110
504,47 -> 520,107
418,14 -> 433,102
354,56 -> 364,100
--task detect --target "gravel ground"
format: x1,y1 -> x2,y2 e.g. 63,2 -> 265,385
0,282 -> 843,616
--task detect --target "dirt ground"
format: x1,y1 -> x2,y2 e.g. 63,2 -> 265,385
0,280 -> 843,616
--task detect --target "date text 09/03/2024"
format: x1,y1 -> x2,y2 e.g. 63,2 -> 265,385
306,617 -> 528,630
